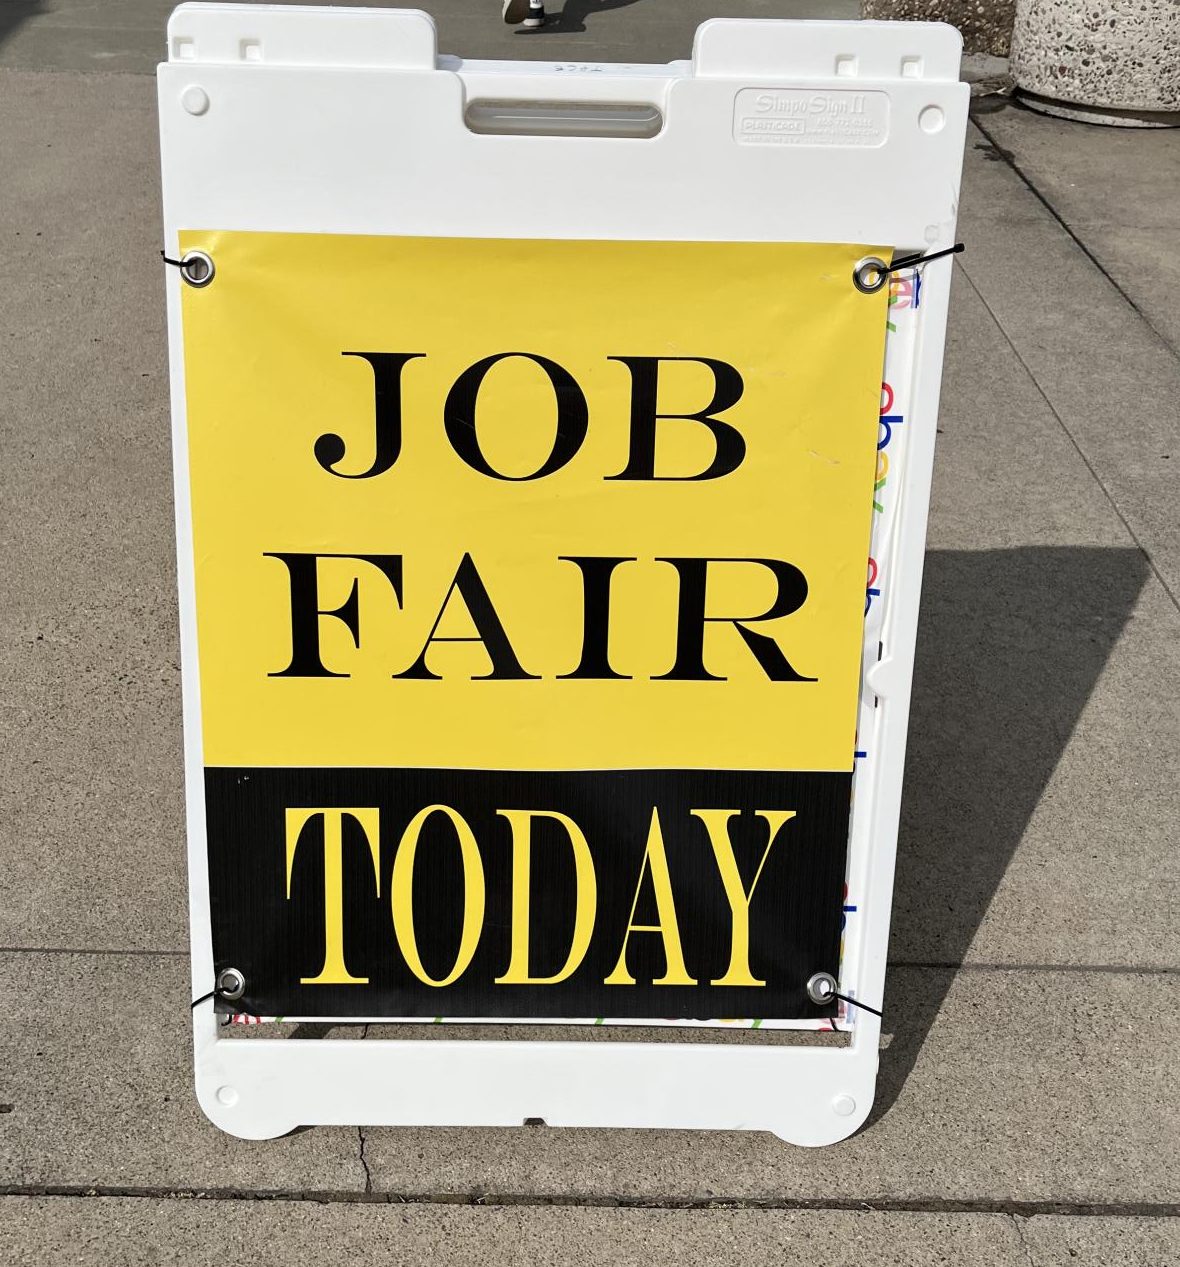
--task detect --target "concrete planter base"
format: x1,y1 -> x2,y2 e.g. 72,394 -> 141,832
1011,0 -> 1180,128
1016,87 -> 1180,129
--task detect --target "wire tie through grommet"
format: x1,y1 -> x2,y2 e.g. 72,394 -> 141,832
888,242 -> 965,273
853,242 -> 964,293
806,970 -> 885,1019
833,991 -> 884,1020
806,971 -> 839,1004
160,248 -> 216,288
191,966 -> 247,1010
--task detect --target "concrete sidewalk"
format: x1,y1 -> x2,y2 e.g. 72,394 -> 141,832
2,3 -> 1178,1264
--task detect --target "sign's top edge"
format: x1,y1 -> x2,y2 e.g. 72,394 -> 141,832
164,5 -> 963,82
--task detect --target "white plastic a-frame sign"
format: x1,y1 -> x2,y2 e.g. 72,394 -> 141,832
160,4 -> 968,1144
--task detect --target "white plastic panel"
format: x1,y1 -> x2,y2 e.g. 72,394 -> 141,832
160,3 -> 968,1145
168,3 -> 439,68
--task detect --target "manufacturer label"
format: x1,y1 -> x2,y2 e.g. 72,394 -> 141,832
734,88 -> 890,148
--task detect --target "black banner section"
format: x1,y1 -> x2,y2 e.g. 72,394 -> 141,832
205,768 -> 851,1020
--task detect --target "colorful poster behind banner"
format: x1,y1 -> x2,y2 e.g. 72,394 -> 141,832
179,232 -> 889,1020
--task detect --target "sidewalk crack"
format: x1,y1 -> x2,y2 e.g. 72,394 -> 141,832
358,1127 -> 373,1195
357,1023 -> 373,1194
1012,1214 -> 1037,1267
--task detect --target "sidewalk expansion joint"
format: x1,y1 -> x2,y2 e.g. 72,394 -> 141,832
956,260 -> 1180,617
2,1187 -> 1178,1219
1,947 -> 1174,975
0,947 -> 189,957
891,962 -> 1179,975
972,113 -> 1180,368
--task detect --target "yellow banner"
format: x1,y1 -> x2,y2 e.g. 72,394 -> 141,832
181,232 -> 887,771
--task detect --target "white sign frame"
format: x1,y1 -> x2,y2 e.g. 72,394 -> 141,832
160,2 -> 967,1145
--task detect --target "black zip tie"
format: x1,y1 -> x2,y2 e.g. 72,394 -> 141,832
191,988 -> 217,1010
160,251 -> 186,267
854,243 -> 963,294
833,991 -> 884,1020
888,242 -> 964,273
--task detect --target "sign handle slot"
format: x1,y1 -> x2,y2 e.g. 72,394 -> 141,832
464,98 -> 664,139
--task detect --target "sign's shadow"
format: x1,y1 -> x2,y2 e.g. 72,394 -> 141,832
873,544 -> 1150,1118
0,2 -> 42,52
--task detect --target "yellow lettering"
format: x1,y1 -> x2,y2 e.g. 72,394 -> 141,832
285,807 -> 380,985
391,804 -> 485,987
692,809 -> 795,986
495,809 -> 596,985
605,808 -> 695,986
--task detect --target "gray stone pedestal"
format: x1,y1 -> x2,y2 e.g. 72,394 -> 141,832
1011,0 -> 1180,127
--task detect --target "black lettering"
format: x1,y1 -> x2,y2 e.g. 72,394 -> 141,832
395,553 -> 539,680
605,356 -> 745,481
314,352 -> 425,479
557,556 -> 635,680
443,353 -> 588,481
266,553 -> 404,677
654,557 -> 814,682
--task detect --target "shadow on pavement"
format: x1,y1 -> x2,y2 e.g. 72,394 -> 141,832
529,0 -> 647,35
0,1 -> 43,52
874,545 -> 1150,1117
216,547 -> 1148,1132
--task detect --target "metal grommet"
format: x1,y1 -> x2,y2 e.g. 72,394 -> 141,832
806,971 -> 838,1006
852,255 -> 888,294
216,967 -> 246,1001
180,249 -> 215,288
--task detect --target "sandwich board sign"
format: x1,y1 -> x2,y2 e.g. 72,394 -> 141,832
160,3 -> 967,1145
